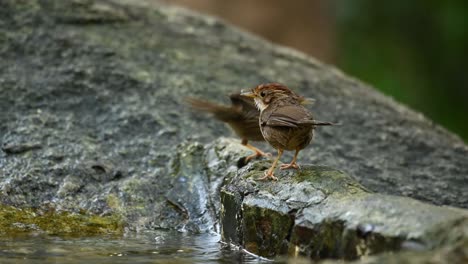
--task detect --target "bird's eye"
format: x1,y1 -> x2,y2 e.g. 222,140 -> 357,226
260,91 -> 266,97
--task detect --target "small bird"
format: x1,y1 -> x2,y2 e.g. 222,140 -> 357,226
242,83 -> 334,181
186,93 -> 269,162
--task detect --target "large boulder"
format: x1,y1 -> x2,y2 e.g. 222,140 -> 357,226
2,0 -> 466,211
1,0 -> 468,261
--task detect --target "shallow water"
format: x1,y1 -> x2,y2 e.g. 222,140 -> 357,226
0,231 -> 281,264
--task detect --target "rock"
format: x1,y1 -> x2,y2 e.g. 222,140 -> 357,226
220,152 -> 468,261
320,219 -> 468,264
0,0 -> 467,254
1,0 -> 466,212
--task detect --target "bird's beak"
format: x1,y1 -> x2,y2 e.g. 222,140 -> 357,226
240,89 -> 256,98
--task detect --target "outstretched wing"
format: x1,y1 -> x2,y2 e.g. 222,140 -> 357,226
229,93 -> 259,120
185,97 -> 242,122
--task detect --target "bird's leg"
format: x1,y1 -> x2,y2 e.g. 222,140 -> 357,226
258,149 -> 283,181
280,148 -> 300,170
241,139 -> 271,162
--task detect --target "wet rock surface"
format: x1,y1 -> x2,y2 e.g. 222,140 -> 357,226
1,0 -> 467,212
1,0 -> 468,262
220,148 -> 468,261
321,219 -> 468,264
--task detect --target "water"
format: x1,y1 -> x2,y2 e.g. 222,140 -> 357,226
0,231 -> 279,264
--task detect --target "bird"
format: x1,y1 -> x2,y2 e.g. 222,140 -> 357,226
241,83 -> 334,181
185,93 -> 270,162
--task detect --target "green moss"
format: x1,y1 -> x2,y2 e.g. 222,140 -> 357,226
293,166 -> 369,197
293,166 -> 344,183
0,205 -> 124,236
106,193 -> 122,211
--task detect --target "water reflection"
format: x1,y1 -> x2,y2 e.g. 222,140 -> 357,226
0,230 -> 278,263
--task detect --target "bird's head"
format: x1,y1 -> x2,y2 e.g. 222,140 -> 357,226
241,83 -> 295,111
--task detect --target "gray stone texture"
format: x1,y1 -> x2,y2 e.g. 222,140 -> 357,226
1,0 -> 468,262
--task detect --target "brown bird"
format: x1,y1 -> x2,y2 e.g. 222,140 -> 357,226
186,93 -> 269,162
242,83 -> 334,181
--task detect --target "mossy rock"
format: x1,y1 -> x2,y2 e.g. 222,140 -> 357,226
0,205 -> 123,236
220,159 -> 468,261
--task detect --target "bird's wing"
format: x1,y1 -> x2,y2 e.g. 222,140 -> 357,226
185,97 -> 242,122
263,105 -> 312,128
229,93 -> 259,117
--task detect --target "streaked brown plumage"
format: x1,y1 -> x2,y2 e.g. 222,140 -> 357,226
242,83 -> 334,181
186,93 -> 269,162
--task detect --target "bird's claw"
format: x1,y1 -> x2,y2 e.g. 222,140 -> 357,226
245,151 -> 272,162
280,162 -> 300,170
258,170 -> 278,181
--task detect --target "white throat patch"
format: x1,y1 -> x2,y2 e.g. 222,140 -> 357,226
254,97 -> 268,111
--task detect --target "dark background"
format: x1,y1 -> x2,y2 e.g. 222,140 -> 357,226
159,0 -> 468,142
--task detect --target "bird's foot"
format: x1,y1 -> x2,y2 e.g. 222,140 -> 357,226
258,170 -> 278,181
280,162 -> 300,170
245,151 -> 272,162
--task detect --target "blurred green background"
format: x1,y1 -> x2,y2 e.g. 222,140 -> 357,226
161,0 -> 468,142
335,0 -> 468,142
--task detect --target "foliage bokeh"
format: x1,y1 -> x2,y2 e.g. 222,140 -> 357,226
334,0 -> 468,142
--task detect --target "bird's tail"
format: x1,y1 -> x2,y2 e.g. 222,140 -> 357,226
311,121 -> 339,126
